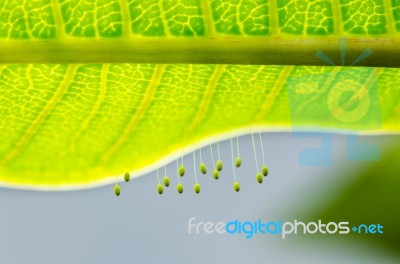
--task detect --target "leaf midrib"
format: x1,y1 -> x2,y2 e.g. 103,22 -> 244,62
1,36 -> 400,67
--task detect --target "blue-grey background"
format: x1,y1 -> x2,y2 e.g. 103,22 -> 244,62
0,132 -> 399,264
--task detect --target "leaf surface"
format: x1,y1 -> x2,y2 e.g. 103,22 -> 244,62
1,0 -> 400,66
1,1 -> 400,188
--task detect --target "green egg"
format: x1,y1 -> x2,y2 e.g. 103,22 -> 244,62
124,172 -> 130,182
262,165 -> 269,177
234,181 -> 240,192
114,184 -> 121,196
235,157 -> 242,167
212,169 -> 219,180
163,176 -> 170,187
256,173 -> 263,184
178,165 -> 185,177
157,183 -> 164,195
216,160 -> 223,171
177,183 -> 184,194
200,163 -> 207,174
194,183 -> 201,194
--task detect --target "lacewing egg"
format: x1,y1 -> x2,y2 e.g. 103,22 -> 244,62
157,183 -> 164,194
212,169 -> 219,180
262,165 -> 269,177
216,160 -> 223,171
194,183 -> 201,194
234,181 -> 240,192
177,183 -> 184,194
124,172 -> 130,182
235,157 -> 242,167
114,184 -> 121,196
256,173 -> 263,184
200,163 -> 207,174
178,165 -> 185,177
163,176 -> 170,187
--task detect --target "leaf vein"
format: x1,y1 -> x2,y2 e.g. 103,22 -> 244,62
100,64 -> 166,164
1,64 -> 78,165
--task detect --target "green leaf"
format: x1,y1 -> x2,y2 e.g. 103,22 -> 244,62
0,1 -> 400,189
319,145 -> 400,252
0,64 -> 399,188
1,0 -> 400,66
